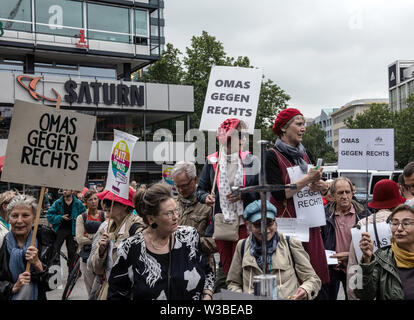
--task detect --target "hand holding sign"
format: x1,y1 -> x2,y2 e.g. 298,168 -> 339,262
359,232 -> 374,263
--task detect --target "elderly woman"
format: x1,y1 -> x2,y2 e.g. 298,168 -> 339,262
0,190 -> 16,231
226,200 -> 321,299
265,108 -> 330,290
76,189 -> 106,296
88,187 -> 143,300
0,194 -> 58,300
355,204 -> 414,299
108,183 -> 214,300
197,118 -> 259,283
347,179 -> 405,300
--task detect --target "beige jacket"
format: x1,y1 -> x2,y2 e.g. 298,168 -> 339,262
346,209 -> 391,300
226,232 -> 321,300
75,213 -> 94,252
88,214 -> 144,276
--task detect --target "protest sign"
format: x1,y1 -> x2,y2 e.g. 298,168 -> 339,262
287,165 -> 326,227
276,218 -> 309,242
338,129 -> 394,170
351,221 -> 392,262
199,66 -> 262,134
1,99 -> 95,191
162,164 -> 177,194
105,129 -> 138,200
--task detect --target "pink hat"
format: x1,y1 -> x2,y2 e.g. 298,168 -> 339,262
368,179 -> 405,210
97,187 -> 135,208
272,108 -> 303,136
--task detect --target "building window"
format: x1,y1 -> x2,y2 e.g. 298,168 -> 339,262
0,0 -> 32,32
96,111 -> 144,141
399,85 -> 407,109
135,10 -> 148,36
408,80 -> 414,98
390,88 -> 397,110
35,0 -> 83,37
87,3 -> 130,43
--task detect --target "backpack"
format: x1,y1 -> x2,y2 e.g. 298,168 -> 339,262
82,211 -> 105,224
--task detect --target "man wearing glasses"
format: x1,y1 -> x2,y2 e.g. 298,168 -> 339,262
403,162 -> 414,208
172,161 -> 217,268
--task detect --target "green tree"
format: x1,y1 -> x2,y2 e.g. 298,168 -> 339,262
302,124 -> 337,164
344,103 -> 395,129
394,102 -> 414,168
134,43 -> 184,84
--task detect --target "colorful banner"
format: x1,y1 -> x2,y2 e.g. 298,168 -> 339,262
105,129 -> 138,199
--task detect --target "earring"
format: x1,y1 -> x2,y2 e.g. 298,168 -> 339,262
150,222 -> 158,229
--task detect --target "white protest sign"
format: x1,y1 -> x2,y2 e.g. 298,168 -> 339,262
351,221 -> 392,262
338,129 -> 394,170
325,250 -> 339,265
1,100 -> 95,191
162,164 -> 177,194
276,218 -> 309,242
105,129 -> 138,200
287,165 -> 326,227
199,66 -> 263,134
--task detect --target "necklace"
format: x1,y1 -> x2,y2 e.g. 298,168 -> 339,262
150,234 -> 170,251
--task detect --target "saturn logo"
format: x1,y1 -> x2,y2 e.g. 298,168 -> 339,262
16,75 -> 61,103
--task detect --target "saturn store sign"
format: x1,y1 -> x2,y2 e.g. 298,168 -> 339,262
16,75 -> 144,108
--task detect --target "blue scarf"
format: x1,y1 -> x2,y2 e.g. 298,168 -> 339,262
249,232 -> 279,271
5,230 -> 38,300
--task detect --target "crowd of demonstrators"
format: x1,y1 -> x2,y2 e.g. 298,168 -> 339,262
321,177 -> 371,300
87,187 -> 143,300
172,161 -> 217,270
197,118 -> 260,292
347,179 -> 405,300
75,189 -> 106,296
46,190 -> 86,276
108,182 -> 214,300
265,108 -> 330,293
0,194 -> 59,300
355,204 -> 414,299
227,200 -> 321,299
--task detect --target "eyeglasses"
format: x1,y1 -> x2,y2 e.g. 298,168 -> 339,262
389,219 -> 414,230
252,219 -> 275,229
175,178 -> 194,190
161,208 -> 179,219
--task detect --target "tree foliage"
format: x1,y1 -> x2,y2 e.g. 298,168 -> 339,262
135,30 -> 290,140
302,124 -> 337,164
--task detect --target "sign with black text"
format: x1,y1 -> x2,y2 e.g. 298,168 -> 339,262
199,66 -> 262,134
1,100 -> 95,190
338,129 -> 394,170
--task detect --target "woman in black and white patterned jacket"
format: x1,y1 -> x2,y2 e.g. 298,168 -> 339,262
107,182 -> 215,300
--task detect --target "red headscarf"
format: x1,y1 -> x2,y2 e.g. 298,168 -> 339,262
272,108 -> 303,136
216,118 -> 241,144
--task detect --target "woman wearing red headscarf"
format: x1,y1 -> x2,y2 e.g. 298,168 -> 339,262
265,108 -> 330,297
197,118 -> 259,288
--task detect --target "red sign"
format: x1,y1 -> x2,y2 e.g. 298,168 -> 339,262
75,30 -> 89,49
16,75 -> 61,103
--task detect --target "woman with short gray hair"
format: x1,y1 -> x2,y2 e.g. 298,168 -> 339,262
0,194 -> 58,300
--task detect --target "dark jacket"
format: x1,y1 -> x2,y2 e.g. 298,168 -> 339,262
0,225 -> 60,300
354,246 -> 405,300
321,200 -> 371,251
196,152 -> 260,237
46,195 -> 86,235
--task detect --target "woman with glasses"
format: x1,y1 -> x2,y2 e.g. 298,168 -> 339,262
107,182 -> 215,300
226,200 -> 321,299
355,204 -> 414,300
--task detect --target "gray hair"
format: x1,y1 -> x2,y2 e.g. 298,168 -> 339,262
6,194 -> 37,216
171,161 -> 197,180
330,177 -> 354,195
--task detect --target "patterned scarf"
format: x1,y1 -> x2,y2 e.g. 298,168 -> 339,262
275,138 -> 308,174
391,239 -> 414,268
5,230 -> 38,300
249,232 -> 279,271
218,146 -> 244,222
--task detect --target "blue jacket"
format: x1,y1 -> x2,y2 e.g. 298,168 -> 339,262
46,195 -> 86,235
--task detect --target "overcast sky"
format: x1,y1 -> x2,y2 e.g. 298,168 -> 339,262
163,0 -> 414,119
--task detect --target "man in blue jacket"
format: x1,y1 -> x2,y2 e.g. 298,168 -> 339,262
47,189 -> 86,275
